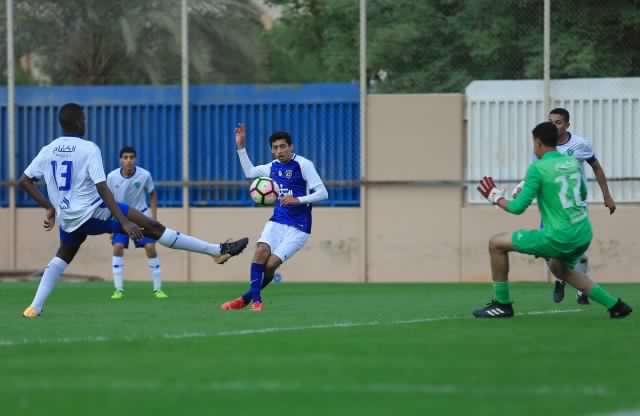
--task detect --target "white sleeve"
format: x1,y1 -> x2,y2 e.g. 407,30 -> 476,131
145,173 -> 155,193
106,172 -> 115,190
23,148 -> 47,180
298,158 -> 328,204
87,147 -> 107,184
237,148 -> 271,178
577,140 -> 596,162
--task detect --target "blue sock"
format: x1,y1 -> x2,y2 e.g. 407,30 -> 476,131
249,263 -> 265,303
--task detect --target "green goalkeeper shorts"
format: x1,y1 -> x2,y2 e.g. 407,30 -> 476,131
511,229 -> 590,270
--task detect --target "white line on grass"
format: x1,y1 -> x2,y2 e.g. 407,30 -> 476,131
5,379 -> 610,397
0,308 -> 584,347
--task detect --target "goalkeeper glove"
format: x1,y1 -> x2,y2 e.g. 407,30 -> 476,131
477,176 -> 506,205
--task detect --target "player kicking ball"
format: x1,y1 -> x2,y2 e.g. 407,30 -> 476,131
473,121 -> 631,319
107,146 -> 167,300
20,103 -> 248,318
221,124 -> 328,312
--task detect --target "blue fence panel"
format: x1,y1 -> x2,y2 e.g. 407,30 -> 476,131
3,84 -> 359,208
189,84 -> 360,206
12,87 -> 183,207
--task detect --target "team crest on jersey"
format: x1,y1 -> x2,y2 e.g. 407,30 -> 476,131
566,149 -> 575,156
134,182 -> 141,189
285,170 -> 293,179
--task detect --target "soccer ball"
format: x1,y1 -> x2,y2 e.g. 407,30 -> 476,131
249,177 -> 280,206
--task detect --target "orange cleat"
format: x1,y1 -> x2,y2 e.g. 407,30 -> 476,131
250,302 -> 263,312
22,306 -> 40,319
220,297 -> 249,311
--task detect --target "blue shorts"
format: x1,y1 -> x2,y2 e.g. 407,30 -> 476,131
59,203 -> 130,247
112,233 -> 155,249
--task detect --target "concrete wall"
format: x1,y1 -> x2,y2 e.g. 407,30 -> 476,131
1,94 -> 638,283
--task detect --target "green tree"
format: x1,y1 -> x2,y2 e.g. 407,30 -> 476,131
10,0 -> 265,85
263,0 -> 640,92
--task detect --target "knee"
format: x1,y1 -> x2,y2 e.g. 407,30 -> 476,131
254,243 -> 271,263
489,233 -> 507,253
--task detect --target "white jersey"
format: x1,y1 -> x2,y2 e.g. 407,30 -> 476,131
530,132 -> 596,174
556,133 -> 596,173
24,136 -> 106,232
107,167 -> 154,214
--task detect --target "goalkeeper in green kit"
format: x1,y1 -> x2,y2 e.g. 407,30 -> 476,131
474,121 -> 632,319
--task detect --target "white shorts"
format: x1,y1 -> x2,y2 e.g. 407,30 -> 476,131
258,221 -> 310,263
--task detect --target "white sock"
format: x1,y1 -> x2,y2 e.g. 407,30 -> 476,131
158,228 -> 221,256
31,257 -> 68,313
148,257 -> 162,291
574,256 -> 589,294
112,256 -> 124,291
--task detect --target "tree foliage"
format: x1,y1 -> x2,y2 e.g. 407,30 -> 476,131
263,0 -> 640,92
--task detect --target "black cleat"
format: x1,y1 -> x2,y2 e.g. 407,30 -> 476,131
473,300 -> 514,318
214,237 -> 249,264
576,291 -> 590,305
609,299 -> 632,319
553,280 -> 566,303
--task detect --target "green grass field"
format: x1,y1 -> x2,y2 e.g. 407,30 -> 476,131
1,282 -> 638,416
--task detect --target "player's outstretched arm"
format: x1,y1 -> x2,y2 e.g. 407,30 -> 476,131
95,182 -> 143,240
18,175 -> 53,211
588,159 -> 616,214
18,175 -> 56,231
235,123 -> 271,178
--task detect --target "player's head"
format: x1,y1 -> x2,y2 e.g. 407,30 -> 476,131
119,146 -> 137,172
270,131 -> 293,163
532,121 -> 559,158
59,103 -> 85,137
548,107 -> 570,137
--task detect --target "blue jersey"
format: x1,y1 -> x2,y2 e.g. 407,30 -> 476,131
238,149 -> 325,234
270,156 -> 317,233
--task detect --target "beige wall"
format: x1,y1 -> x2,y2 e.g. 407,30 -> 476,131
2,94 -> 638,283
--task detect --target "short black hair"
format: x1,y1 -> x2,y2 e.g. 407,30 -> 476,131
58,103 -> 84,133
269,131 -> 292,146
532,121 -> 559,147
119,146 -> 136,158
549,107 -> 570,123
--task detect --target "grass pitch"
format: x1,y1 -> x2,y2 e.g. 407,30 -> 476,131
0,282 -> 638,416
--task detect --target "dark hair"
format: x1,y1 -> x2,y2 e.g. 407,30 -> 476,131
119,146 -> 136,158
549,107 -> 570,123
532,121 -> 559,147
58,103 -> 84,133
269,131 -> 292,146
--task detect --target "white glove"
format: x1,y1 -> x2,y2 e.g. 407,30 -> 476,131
511,180 -> 525,199
477,176 -> 506,205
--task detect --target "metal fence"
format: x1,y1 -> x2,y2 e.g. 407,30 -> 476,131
466,78 -> 640,203
0,83 -> 360,207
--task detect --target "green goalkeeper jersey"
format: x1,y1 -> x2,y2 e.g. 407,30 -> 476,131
506,151 -> 592,246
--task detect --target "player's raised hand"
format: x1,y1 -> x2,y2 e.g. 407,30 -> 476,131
122,220 -> 144,241
43,207 -> 56,231
477,176 -> 505,204
235,123 -> 246,149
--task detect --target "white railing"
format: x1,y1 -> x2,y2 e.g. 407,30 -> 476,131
466,78 -> 640,203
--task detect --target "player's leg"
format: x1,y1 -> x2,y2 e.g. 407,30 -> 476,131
221,222 -> 282,311
472,232 -> 515,318
574,254 -> 590,304
23,236 -> 83,318
247,226 -> 309,311
111,235 -> 127,299
143,242 -> 167,298
124,206 -> 248,262
262,255 -> 284,290
547,258 -> 631,318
